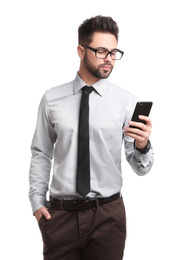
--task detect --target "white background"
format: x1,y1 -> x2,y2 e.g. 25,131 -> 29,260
1,0 -> 193,259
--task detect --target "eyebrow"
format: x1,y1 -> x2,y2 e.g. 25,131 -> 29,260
96,47 -> 119,51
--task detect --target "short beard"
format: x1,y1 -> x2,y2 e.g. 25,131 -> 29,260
83,52 -> 113,79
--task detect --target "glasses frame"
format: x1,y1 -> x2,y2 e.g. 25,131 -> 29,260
82,45 -> 124,60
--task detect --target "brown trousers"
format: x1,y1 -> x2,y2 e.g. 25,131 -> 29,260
38,197 -> 126,260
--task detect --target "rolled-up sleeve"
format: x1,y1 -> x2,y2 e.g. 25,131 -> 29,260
124,136 -> 154,175
29,93 -> 57,214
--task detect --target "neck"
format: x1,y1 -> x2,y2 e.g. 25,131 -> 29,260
78,65 -> 100,86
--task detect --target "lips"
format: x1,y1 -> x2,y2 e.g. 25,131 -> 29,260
102,67 -> 111,70
100,64 -> 113,70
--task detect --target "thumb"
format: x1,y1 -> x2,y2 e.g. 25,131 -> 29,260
42,207 -> 51,220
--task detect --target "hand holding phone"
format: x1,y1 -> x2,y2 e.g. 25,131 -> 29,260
130,102 -> 153,129
124,101 -> 153,150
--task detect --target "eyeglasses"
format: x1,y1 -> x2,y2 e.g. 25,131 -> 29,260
82,45 -> 124,60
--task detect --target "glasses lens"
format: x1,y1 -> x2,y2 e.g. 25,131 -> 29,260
96,49 -> 123,60
111,50 -> 122,60
96,49 -> 108,59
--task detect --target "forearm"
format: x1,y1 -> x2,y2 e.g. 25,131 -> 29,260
127,147 -> 154,176
29,146 -> 52,214
29,93 -> 56,214
124,136 -> 154,175
123,111 -> 154,174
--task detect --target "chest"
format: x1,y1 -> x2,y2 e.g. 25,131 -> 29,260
48,93 -> 126,137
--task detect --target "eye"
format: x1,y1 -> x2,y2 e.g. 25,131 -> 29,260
111,51 -> 117,56
97,49 -> 106,54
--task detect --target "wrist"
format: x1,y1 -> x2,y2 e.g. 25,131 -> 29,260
134,140 -> 151,154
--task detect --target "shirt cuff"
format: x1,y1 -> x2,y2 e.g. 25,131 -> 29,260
134,148 -> 153,168
30,195 -> 47,215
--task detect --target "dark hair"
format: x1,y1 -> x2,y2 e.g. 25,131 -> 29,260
78,15 -> 119,45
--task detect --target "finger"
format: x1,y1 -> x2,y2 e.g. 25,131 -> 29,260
42,207 -> 51,220
127,118 -> 152,132
124,131 -> 148,143
138,115 -> 152,127
127,122 -> 148,131
124,126 -> 143,135
124,129 -> 149,140
124,125 -> 150,135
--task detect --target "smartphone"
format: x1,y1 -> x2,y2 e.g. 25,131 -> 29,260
130,101 -> 153,129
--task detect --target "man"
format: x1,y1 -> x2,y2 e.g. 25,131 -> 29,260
29,15 -> 154,260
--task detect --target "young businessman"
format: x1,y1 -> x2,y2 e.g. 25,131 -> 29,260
29,15 -> 154,260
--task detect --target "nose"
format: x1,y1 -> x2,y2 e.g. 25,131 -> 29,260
104,52 -> 113,62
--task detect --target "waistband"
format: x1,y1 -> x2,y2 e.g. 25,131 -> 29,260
47,192 -> 121,211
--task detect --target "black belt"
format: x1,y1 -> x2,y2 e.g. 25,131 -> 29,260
48,192 -> 120,211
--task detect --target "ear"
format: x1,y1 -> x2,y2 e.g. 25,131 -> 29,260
77,45 -> 85,59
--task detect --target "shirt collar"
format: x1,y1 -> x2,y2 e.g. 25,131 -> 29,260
73,72 -> 109,97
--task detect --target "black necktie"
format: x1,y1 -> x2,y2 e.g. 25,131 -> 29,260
77,86 -> 94,197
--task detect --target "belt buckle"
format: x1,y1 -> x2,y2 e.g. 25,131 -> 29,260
74,198 -> 92,211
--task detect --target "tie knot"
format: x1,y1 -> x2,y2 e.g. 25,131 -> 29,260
82,86 -> 94,94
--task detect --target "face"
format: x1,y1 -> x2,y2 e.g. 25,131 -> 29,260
81,32 -> 117,80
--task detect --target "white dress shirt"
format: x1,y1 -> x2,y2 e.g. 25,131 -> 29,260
29,73 -> 154,214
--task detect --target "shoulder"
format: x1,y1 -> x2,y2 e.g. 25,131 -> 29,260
107,81 -> 138,102
44,80 -> 74,102
107,81 -> 139,115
